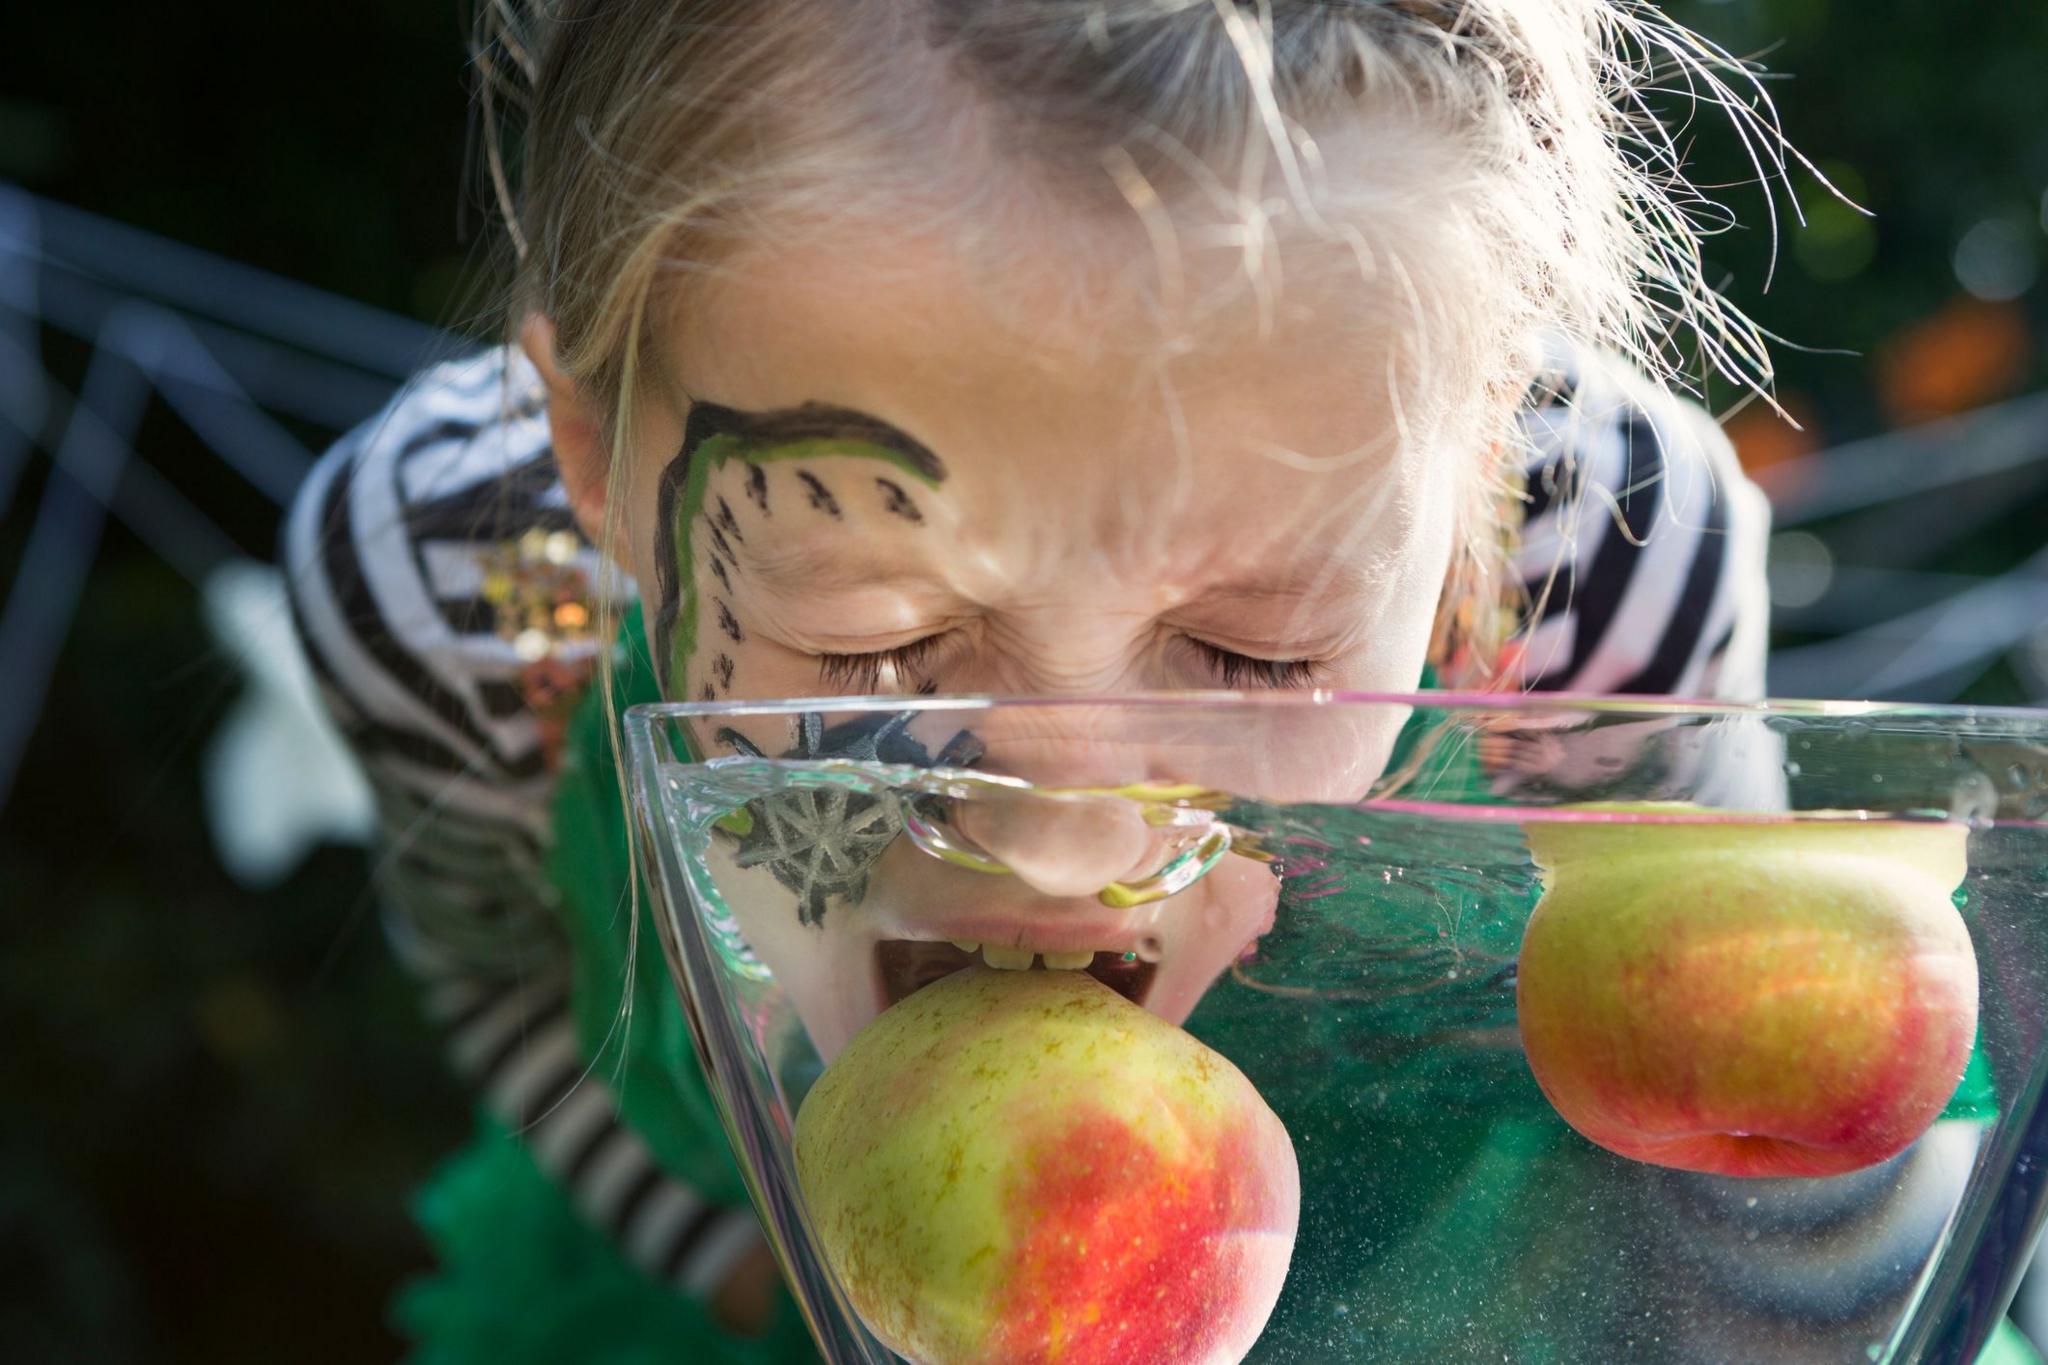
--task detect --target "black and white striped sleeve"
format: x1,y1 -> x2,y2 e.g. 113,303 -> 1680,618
279,345 -> 764,1305
1511,350 -> 1772,702
1501,354 -> 1981,1353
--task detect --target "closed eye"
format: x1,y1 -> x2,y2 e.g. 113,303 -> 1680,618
1185,638 -> 1326,689
817,634 -> 947,694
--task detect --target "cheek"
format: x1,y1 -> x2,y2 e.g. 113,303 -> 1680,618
1407,432 -> 1471,566
618,412 -> 686,572
1312,455 -> 1467,692
685,635 -> 830,705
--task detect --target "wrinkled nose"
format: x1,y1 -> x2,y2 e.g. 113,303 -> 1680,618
908,702 -> 1236,900
948,788 -> 1161,898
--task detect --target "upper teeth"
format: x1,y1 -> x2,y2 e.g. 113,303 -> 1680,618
945,941 -> 1107,972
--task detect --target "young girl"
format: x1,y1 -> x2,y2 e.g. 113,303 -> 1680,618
281,2 -> 2035,1360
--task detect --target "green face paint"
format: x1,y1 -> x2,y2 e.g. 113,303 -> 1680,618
650,403 -> 947,695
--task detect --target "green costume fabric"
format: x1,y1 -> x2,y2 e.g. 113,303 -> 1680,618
394,608 -> 2019,1363
394,1113 -> 817,1365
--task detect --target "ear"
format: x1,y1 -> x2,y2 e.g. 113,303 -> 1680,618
519,313 -> 620,557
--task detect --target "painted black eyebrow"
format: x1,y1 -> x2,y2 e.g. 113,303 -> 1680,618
682,401 -> 944,481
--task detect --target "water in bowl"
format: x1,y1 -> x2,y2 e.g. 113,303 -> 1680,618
652,753 -> 2048,1365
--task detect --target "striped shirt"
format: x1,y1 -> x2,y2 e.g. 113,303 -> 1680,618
281,341 -> 1789,1309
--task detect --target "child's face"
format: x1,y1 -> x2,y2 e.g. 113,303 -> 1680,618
627,216 -> 1473,708
544,196 -> 1499,1054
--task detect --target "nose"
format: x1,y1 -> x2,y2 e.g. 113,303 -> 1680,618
948,789 -> 1160,898
907,700 -> 1405,805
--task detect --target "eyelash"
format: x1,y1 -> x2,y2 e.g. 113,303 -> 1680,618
815,635 -> 1324,692
817,636 -> 945,694
1187,639 -> 1325,690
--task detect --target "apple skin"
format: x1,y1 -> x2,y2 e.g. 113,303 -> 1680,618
794,966 -> 1298,1365
1516,816 -> 1979,1179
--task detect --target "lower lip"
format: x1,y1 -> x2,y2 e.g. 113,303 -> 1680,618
874,940 -> 1160,1010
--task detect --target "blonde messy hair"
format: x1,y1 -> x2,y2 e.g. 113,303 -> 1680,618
473,0 -> 1794,676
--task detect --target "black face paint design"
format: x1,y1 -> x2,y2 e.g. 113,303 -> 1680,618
714,496 -> 745,544
713,653 -> 736,691
651,455 -> 695,690
700,683 -> 718,702
716,711 -> 985,926
693,403 -> 945,477
652,400 -> 948,694
876,477 -> 924,524
796,471 -> 843,519
716,600 -> 745,643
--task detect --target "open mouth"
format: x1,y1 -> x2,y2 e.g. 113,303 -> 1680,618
876,939 -> 1160,1010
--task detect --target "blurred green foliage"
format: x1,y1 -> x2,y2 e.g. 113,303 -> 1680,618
1668,0 -> 2048,426
1,2 -> 2044,1360
2,5 -> 483,1360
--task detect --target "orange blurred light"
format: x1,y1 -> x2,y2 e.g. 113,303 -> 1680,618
1724,392 -> 1823,504
1877,296 -> 2034,426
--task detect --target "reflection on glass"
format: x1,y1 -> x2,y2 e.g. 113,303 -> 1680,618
632,696 -> 2048,1364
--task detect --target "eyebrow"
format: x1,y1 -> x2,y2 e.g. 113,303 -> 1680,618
734,536 -> 947,598
1191,558 -> 1384,608
683,400 -> 945,481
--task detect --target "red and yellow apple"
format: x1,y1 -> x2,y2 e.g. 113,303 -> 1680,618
794,965 -> 1298,1365
1516,813 -> 1979,1179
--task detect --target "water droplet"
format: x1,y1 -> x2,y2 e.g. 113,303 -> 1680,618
1867,1344 -> 1884,1361
1783,761 -> 1802,778
1745,1196 -> 1759,1208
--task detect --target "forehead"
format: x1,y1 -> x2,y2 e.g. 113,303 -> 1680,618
674,215 -> 1416,446
650,140 -> 1502,587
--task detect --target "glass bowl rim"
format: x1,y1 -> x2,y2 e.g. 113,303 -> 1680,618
624,688 -> 2048,726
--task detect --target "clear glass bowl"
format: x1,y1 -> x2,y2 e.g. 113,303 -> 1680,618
624,693 -> 2048,1364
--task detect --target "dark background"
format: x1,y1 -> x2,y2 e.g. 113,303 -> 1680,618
3,2 -> 2046,1360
